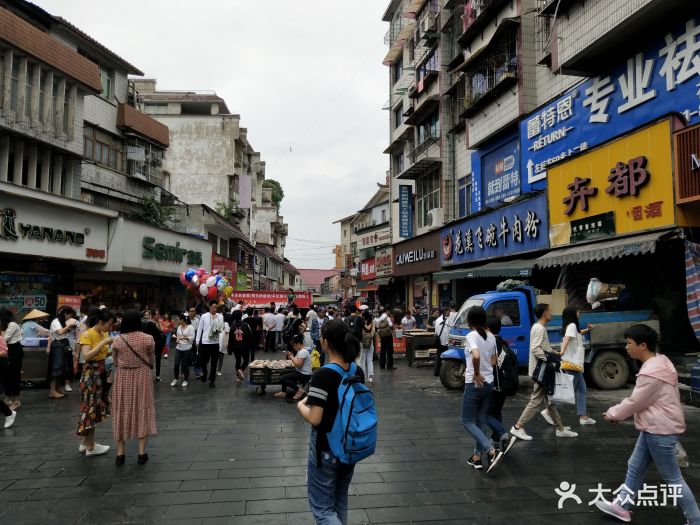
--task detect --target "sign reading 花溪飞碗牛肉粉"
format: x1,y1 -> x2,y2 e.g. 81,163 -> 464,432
521,17 -> 700,193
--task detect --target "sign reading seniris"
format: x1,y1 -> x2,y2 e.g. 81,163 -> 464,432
520,16 -> 700,193
440,193 -> 549,266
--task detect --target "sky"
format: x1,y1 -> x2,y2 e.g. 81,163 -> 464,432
38,0 -> 390,270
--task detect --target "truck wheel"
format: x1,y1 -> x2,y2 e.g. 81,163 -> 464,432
590,351 -> 629,390
440,360 -> 465,390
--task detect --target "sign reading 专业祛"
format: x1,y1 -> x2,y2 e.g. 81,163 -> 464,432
0,196 -> 108,263
440,193 -> 549,266
521,16 -> 700,192
547,120 -> 675,247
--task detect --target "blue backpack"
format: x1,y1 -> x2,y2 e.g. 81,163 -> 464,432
324,363 -> 378,464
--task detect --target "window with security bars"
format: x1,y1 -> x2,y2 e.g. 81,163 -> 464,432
464,27 -> 518,111
84,125 -> 125,171
126,136 -> 164,186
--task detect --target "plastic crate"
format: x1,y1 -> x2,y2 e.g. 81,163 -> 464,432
249,367 -> 269,385
268,366 -> 295,384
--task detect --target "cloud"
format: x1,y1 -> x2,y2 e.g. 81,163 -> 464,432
38,0 -> 389,269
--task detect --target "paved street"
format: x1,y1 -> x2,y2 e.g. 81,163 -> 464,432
1,358 -> 699,525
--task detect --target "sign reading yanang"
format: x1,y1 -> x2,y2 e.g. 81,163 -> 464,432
521,16 -> 700,192
440,193 -> 549,266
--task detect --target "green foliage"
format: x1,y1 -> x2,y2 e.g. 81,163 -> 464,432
215,199 -> 241,220
263,179 -> 284,207
131,196 -> 176,227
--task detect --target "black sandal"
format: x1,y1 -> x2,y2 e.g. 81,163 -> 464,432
137,453 -> 149,464
115,455 -> 125,466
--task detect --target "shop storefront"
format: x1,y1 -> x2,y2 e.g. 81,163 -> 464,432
81,217 -> 212,312
357,257 -> 378,307
392,231 -> 441,314
0,186 -> 115,317
436,193 -> 550,306
374,246 -> 393,307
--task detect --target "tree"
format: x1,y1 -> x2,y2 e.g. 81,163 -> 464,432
215,199 -> 242,221
131,196 -> 176,227
263,179 -> 284,207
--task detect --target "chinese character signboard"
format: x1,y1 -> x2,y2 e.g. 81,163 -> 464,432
358,227 -> 391,249
399,185 -> 413,238
547,120 -> 675,247
360,258 -> 376,280
483,139 -> 521,206
375,247 -> 393,277
334,245 -> 344,269
229,291 -> 313,308
440,193 -> 549,266
521,16 -> 700,192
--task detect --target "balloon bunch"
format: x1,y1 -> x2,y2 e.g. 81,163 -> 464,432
179,268 -> 234,300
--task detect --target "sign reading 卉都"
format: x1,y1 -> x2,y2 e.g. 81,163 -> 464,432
547,120 -> 675,247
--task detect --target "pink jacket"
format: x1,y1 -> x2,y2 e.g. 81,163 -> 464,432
606,354 -> 686,435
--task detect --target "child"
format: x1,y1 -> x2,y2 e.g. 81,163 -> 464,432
597,324 -> 699,524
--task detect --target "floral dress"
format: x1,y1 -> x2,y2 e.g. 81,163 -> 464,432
76,328 -> 109,436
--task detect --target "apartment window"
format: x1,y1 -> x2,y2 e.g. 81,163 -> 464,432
100,67 -> 112,100
144,103 -> 168,115
24,64 -> 33,118
63,85 -> 70,132
464,28 -> 518,111
393,151 -> 404,175
392,59 -> 403,85
84,125 -> 124,171
10,60 -> 19,112
38,71 -> 47,122
417,170 -> 440,228
458,175 -> 473,218
219,239 -> 229,257
393,103 -> 403,129
417,112 -> 440,145
417,48 -> 440,82
126,136 -> 164,185
51,79 -> 58,127
381,209 -> 387,223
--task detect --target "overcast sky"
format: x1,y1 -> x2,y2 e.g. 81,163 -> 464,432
38,0 -> 389,269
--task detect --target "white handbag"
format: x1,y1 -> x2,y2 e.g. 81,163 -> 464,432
550,372 -> 575,405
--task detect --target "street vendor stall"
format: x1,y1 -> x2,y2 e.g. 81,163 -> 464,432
248,359 -> 296,394
404,329 -> 437,367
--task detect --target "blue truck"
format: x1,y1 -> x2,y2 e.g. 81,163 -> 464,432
439,286 -> 658,390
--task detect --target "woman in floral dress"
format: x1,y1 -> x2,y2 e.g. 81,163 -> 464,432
77,308 -> 113,457
111,310 -> 157,465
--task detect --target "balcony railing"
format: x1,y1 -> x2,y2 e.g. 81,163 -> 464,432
411,135 -> 439,162
458,0 -> 510,48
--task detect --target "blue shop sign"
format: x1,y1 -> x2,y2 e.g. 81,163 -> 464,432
440,193 -> 548,267
398,185 -> 413,239
483,139 -> 520,207
521,16 -> 700,193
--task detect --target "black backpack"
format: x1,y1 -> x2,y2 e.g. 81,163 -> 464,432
227,321 -> 250,355
494,336 -> 519,397
345,315 -> 364,342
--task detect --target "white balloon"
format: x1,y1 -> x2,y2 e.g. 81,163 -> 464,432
199,283 -> 208,296
206,276 -> 217,287
191,275 -> 200,287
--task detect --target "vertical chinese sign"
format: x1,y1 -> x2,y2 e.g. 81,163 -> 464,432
547,120 -> 675,247
399,185 -> 413,239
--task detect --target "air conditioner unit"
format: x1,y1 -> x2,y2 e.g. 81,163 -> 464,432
426,208 -> 444,229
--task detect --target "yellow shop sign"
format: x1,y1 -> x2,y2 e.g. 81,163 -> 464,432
547,120 -> 675,247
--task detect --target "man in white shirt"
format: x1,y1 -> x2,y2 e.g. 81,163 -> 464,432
433,304 -> 457,376
273,309 -> 286,352
401,313 -> 416,331
262,307 -> 276,353
195,300 -> 225,387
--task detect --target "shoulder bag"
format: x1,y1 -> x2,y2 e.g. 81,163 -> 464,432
120,335 -> 153,369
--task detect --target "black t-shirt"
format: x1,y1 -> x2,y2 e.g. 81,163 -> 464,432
306,365 -> 365,452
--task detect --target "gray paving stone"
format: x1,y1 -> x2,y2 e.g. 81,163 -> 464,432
163,501 -> 246,519
210,486 -> 284,502
179,478 -> 249,491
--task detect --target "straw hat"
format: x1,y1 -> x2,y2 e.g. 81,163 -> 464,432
21,309 -> 50,321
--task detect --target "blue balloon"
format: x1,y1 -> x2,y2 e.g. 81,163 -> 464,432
185,269 -> 196,282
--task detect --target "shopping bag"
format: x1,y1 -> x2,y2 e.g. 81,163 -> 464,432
550,372 -> 575,405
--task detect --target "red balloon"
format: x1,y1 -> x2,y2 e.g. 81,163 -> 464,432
179,272 -> 188,286
206,286 -> 218,300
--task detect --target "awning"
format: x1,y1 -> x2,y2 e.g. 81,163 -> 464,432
433,258 -> 536,281
536,230 -> 673,269
358,285 -> 379,292
374,277 -> 391,286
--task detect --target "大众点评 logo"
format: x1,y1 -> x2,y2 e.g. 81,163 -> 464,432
0,208 -> 18,240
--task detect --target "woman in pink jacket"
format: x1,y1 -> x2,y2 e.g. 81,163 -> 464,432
597,324 -> 699,525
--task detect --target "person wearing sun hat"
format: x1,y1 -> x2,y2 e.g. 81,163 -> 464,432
20,309 -> 51,339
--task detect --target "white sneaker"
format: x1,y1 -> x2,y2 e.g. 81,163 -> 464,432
4,410 -> 17,429
170,379 -> 178,387
85,444 -> 110,456
182,381 -> 188,388
556,428 -> 579,438
64,384 -> 72,392
580,417 -> 597,425
78,443 -> 86,453
509,425 -> 533,441
216,371 -> 222,376
368,376 -> 373,383
541,408 -> 555,426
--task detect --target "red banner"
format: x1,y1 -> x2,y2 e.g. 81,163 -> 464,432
360,257 -> 376,280
212,253 -> 237,288
229,290 -> 313,308
57,294 -> 82,311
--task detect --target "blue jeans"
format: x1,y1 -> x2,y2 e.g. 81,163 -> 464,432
564,370 -> 587,416
618,432 -> 700,524
461,382 -> 494,457
307,429 -> 355,525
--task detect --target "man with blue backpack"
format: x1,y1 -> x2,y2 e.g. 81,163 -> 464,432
297,319 -> 378,525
